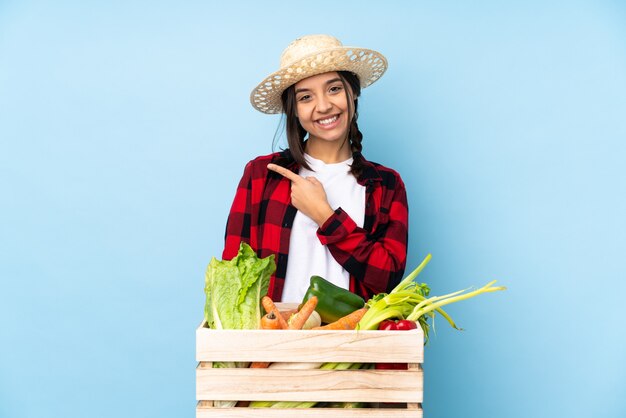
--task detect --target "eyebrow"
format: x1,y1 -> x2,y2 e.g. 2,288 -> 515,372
295,77 -> 342,94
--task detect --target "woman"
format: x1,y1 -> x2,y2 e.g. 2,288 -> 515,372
223,34 -> 408,302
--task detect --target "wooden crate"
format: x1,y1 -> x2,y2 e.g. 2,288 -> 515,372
196,305 -> 424,417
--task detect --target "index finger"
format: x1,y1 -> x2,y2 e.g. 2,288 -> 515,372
267,163 -> 302,183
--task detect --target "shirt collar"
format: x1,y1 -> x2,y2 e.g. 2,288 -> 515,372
273,148 -> 383,186
354,151 -> 383,186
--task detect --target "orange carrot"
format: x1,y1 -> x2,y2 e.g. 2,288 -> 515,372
288,296 -> 318,330
261,296 -> 289,329
312,307 -> 368,330
260,312 -> 282,330
249,361 -> 270,368
249,310 -> 284,370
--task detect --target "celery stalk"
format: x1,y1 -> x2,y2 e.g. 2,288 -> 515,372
390,253 -> 432,293
407,280 -> 506,322
357,255 -> 506,340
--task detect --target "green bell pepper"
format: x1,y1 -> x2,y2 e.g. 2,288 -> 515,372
300,275 -> 365,324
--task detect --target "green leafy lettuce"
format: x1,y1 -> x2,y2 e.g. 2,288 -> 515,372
204,242 -> 275,330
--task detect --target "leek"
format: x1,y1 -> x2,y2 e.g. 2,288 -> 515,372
357,254 -> 506,342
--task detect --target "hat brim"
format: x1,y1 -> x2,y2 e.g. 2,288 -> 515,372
250,46 -> 388,114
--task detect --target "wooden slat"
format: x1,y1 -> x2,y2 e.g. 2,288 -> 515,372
196,406 -> 422,418
196,368 -> 423,403
196,326 -> 424,363
406,362 -> 422,410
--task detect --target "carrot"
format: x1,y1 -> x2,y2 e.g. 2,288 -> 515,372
288,296 -> 318,330
312,307 -> 368,330
249,309 -> 285,370
260,312 -> 282,330
249,361 -> 271,368
261,296 -> 289,329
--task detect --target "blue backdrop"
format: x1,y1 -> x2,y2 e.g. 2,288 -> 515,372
1,1 -> 625,417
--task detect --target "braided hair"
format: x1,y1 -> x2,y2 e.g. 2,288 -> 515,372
278,71 -> 366,177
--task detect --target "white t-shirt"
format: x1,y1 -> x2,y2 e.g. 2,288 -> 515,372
281,153 -> 366,303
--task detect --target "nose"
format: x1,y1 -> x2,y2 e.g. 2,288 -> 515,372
315,94 -> 332,113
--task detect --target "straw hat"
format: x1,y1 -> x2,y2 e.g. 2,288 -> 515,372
250,34 -> 388,114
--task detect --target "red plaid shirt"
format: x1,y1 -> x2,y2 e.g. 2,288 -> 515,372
222,149 -> 409,301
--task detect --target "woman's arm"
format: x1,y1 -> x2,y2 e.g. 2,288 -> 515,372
316,178 -> 409,298
222,162 -> 253,260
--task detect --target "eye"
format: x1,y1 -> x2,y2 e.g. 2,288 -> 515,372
329,85 -> 343,93
297,94 -> 311,102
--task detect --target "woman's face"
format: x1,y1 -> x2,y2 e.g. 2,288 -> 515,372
293,71 -> 352,145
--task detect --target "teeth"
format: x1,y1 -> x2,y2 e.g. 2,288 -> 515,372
318,115 -> 338,125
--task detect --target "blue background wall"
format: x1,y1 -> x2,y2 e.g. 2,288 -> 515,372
1,1 -> 625,417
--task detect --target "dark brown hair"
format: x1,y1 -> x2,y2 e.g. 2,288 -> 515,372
277,71 -> 366,177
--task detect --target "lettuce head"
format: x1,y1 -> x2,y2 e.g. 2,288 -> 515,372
204,242 -> 275,330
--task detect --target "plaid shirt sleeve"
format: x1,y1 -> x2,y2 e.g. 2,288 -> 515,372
316,171 -> 409,298
222,161 -> 254,260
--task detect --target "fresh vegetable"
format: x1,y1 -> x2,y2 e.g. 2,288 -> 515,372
261,296 -> 289,329
396,319 -> 418,331
288,296 -> 318,330
300,275 -> 365,324
375,361 -> 406,370
377,319 -> 419,331
204,242 -> 275,330
260,312 -> 282,330
249,361 -> 270,369
298,310 -> 321,330
203,242 -> 275,407
268,361 -> 324,370
356,254 -> 507,344
312,307 -> 369,330
378,320 -> 398,331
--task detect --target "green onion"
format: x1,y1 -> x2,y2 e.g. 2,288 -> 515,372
407,280 -> 506,323
357,254 -> 506,342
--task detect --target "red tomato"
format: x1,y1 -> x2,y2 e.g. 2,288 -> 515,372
375,363 -> 395,370
375,363 -> 407,370
378,320 -> 398,331
395,320 -> 417,331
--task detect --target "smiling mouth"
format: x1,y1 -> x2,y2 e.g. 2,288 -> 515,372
316,114 -> 340,127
